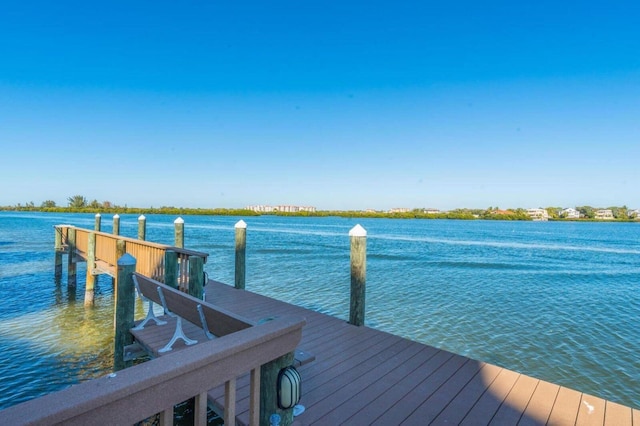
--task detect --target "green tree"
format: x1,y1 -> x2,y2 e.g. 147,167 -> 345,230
41,200 -> 57,208
67,195 -> 88,208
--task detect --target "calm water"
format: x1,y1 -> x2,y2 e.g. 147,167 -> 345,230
1,212 -> 639,410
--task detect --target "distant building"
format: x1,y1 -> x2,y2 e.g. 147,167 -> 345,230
561,208 -> 580,219
245,205 -> 316,213
389,208 -> 410,213
245,205 -> 276,213
595,209 -> 614,220
628,209 -> 640,219
527,208 -> 549,221
423,208 -> 440,214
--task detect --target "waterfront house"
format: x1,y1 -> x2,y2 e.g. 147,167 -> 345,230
561,207 -> 580,219
389,208 -> 410,213
595,209 -> 614,220
527,208 -> 549,221
628,209 -> 640,219
423,208 -> 440,214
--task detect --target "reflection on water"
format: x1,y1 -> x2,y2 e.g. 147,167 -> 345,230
1,212 -> 639,412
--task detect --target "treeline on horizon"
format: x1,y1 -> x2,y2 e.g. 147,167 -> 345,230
0,195 -> 637,222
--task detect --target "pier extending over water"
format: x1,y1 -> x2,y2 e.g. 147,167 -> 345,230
0,217 -> 638,425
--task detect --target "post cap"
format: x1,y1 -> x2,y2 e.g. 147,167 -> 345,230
117,253 -> 136,266
235,219 -> 247,229
113,214 -> 120,219
95,213 -> 101,217
174,217 -> 184,224
138,215 -> 146,220
349,224 -> 367,237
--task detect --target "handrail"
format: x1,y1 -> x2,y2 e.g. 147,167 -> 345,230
58,225 -> 208,286
0,315 -> 305,426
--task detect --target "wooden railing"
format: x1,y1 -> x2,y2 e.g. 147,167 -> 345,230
59,225 -> 207,290
0,314 -> 305,425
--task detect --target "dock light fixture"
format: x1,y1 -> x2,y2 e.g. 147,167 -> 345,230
277,366 -> 301,409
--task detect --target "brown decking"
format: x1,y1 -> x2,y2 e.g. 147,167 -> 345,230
132,280 -> 639,425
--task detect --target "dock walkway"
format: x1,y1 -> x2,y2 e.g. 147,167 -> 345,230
200,281 -> 638,425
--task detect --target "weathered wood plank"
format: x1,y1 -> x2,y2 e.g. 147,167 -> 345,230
604,400 -> 632,426
576,393 -> 606,426
429,362 -> 502,425
547,385 -> 582,425
401,356 -> 484,423
519,379 -> 560,426
459,367 -> 520,425
489,373 -> 538,425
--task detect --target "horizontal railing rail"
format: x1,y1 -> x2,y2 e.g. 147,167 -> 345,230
59,225 -> 208,285
0,314 -> 305,425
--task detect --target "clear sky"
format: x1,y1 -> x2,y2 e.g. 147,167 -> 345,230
1,1 -> 638,211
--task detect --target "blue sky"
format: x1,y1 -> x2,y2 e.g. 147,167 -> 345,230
1,1 -> 638,211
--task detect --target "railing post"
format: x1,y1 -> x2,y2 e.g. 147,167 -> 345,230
349,224 -> 367,326
67,227 -> 77,287
235,220 -> 247,290
260,352 -> 295,426
174,217 -> 184,248
114,239 -> 126,287
164,250 -> 178,289
138,215 -> 146,240
54,225 -> 63,281
188,256 -> 204,299
84,232 -> 96,306
94,213 -> 101,232
112,214 -> 120,236
114,253 -> 136,371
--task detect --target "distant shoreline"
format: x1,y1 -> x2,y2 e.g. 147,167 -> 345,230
1,207 -> 638,223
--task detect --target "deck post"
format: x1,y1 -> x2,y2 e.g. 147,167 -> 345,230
235,220 -> 247,290
94,213 -> 101,232
260,352 -> 295,426
54,225 -> 63,280
112,214 -> 120,236
138,215 -> 146,240
188,256 -> 204,299
114,239 -> 126,287
114,253 -> 136,371
348,224 -> 367,326
174,217 -> 184,248
84,232 -> 96,306
164,250 -> 178,288
67,227 -> 77,287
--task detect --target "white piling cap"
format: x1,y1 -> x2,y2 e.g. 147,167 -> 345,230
113,214 -> 120,219
174,217 -> 184,224
138,215 -> 146,220
349,224 -> 367,237
235,219 -> 247,229
95,213 -> 101,217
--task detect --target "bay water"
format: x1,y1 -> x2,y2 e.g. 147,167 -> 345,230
0,212 -> 638,410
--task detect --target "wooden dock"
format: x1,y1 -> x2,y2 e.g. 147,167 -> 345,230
193,280 -> 638,425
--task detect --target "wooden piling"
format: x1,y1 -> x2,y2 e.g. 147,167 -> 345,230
138,215 -> 146,240
235,220 -> 247,290
348,224 -> 367,327
94,213 -> 101,232
260,352 -> 295,426
114,253 -> 136,371
54,225 -> 63,280
174,217 -> 184,248
112,214 -> 120,236
164,250 -> 178,289
114,239 -> 126,287
188,256 -> 204,299
84,232 -> 96,306
67,227 -> 77,287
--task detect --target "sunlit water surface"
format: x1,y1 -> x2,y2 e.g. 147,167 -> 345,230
0,212 -> 638,410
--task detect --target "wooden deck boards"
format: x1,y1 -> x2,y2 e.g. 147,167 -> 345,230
130,280 -> 638,425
